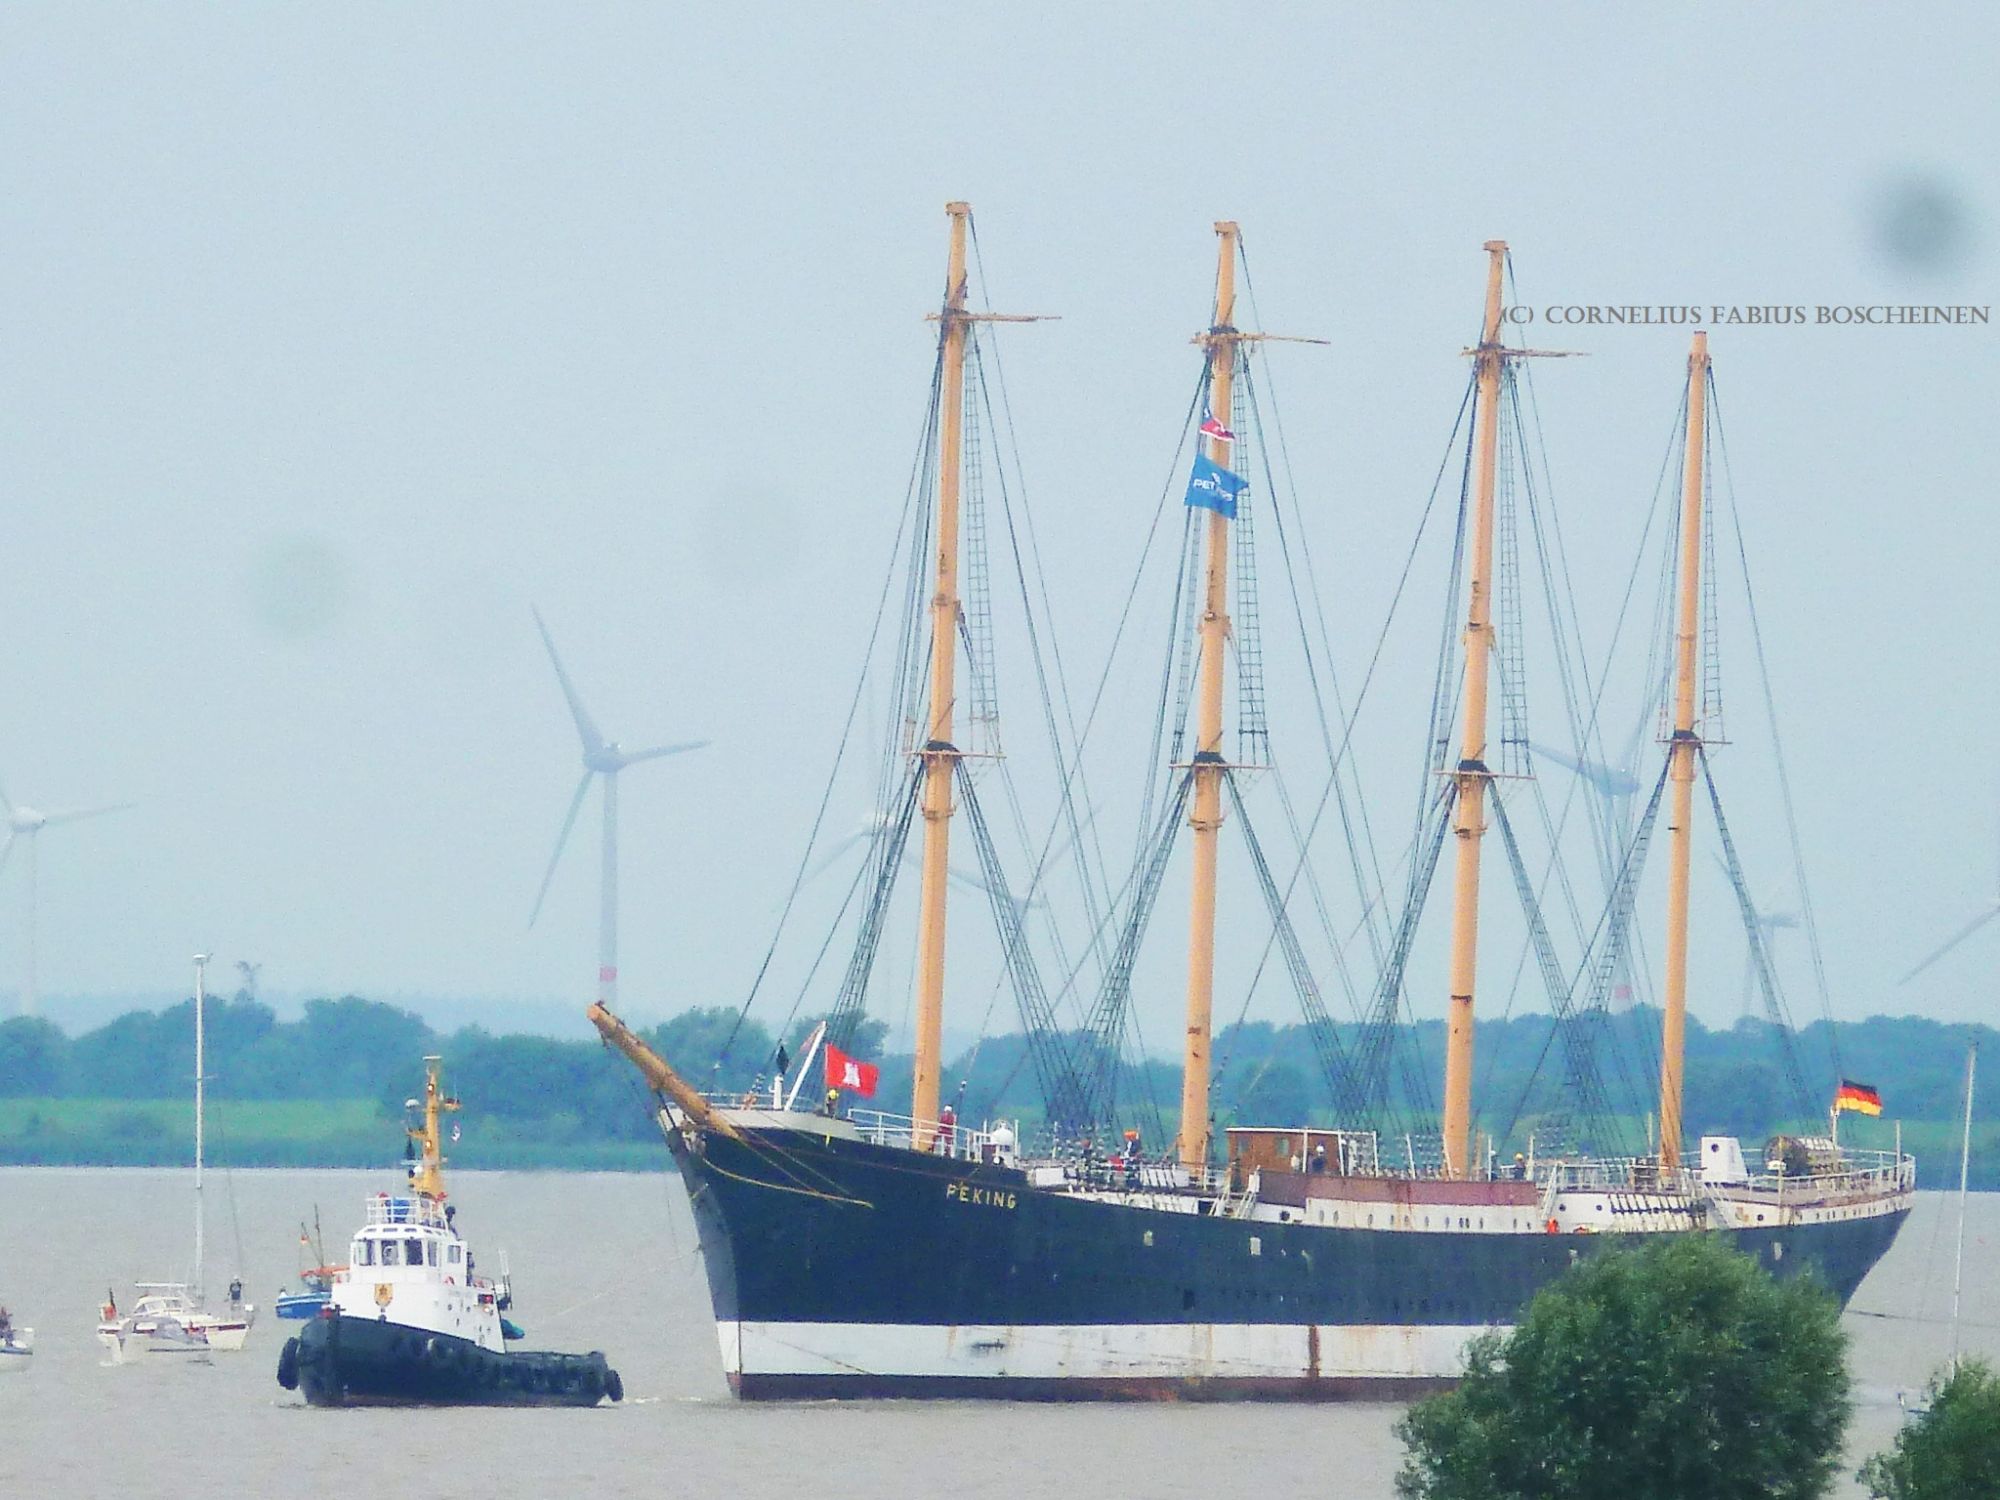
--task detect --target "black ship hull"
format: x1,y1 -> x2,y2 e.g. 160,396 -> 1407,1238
672,1123 -> 1907,1401
281,1315 -> 621,1407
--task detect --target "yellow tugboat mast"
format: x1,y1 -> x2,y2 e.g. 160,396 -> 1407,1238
1658,329 -> 1710,1172
1439,241 -> 1509,1180
407,1054 -> 460,1200
1177,220 -> 1241,1176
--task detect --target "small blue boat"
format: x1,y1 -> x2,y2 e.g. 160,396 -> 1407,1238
276,1288 -> 330,1320
276,1210 -> 338,1320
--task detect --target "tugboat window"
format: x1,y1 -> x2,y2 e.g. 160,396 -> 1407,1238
356,1239 -> 375,1266
380,1241 -> 400,1266
426,1240 -> 438,1267
448,1244 -> 461,1264
407,1239 -> 425,1266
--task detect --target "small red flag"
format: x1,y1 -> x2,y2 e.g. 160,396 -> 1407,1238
824,1043 -> 879,1098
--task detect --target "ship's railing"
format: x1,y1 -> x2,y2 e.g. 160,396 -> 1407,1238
362,1193 -> 449,1229
1534,1157 -> 1658,1192
1727,1148 -> 1915,1200
1532,1149 -> 1914,1199
847,1109 -> 1017,1163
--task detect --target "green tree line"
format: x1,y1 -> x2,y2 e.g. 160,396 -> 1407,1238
0,994 -> 1989,1180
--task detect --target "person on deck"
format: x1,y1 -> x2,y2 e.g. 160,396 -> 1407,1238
937,1103 -> 957,1154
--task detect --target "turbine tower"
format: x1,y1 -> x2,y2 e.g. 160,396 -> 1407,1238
528,608 -> 707,1009
0,781 -> 133,1016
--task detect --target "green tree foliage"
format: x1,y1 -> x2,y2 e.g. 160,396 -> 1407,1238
0,1017 -> 69,1094
1859,1359 -> 2000,1499
1394,1235 -> 1850,1500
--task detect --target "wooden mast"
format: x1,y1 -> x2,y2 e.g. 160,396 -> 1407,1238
1439,241 -> 1509,1180
911,201 -> 972,1147
1177,220 -> 1241,1175
1658,329 -> 1710,1172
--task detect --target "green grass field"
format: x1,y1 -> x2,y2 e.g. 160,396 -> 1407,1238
0,1096 -> 387,1141
0,1097 -> 670,1172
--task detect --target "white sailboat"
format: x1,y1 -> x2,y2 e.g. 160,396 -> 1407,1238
98,953 -> 256,1361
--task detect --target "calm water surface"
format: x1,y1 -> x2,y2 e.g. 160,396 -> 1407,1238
0,1168 -> 1989,1499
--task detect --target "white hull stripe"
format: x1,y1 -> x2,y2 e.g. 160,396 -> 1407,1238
717,1320 -> 1494,1384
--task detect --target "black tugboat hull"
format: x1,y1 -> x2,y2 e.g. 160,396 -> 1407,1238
674,1124 -> 1908,1401
284,1315 -> 620,1407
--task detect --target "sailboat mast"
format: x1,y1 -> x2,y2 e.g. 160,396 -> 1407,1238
193,951 -> 207,1299
1177,220 -> 1241,1176
911,201 -> 972,1143
1658,330 -> 1710,1173
1440,242 -> 1509,1180
1951,1040 -> 1976,1366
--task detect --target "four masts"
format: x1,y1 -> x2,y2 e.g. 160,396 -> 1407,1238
903,204 -> 1729,1176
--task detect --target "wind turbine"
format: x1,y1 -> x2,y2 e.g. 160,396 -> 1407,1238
528,608 -> 708,1009
1711,855 -> 1800,1021
0,781 -> 134,1016
1901,836 -> 2000,985
807,811 -> 1001,901
807,802 -> 1099,917
1532,718 -> 1649,1009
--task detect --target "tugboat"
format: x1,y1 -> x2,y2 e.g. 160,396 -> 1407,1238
277,1056 -> 622,1407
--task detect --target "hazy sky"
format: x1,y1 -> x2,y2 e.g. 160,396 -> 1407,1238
2,5 -> 1994,1052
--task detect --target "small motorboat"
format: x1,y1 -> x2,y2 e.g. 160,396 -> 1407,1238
0,1306 -> 31,1371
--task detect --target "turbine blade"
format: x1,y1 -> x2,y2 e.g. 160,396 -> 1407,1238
804,829 -> 871,883
531,607 -> 606,756
947,865 -> 996,897
0,832 -> 12,875
1899,904 -> 2000,985
528,772 -> 594,928
1530,740 -> 1600,781
618,739 -> 710,766
1619,703 -> 1652,771
0,780 -> 10,813
41,801 -> 136,828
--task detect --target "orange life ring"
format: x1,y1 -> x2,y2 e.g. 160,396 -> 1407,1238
1544,1219 -> 1559,1234
444,1275 -> 455,1285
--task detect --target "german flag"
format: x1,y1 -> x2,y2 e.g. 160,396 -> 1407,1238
1835,1079 -> 1883,1116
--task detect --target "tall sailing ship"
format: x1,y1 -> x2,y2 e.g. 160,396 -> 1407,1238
594,207 -> 1911,1398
